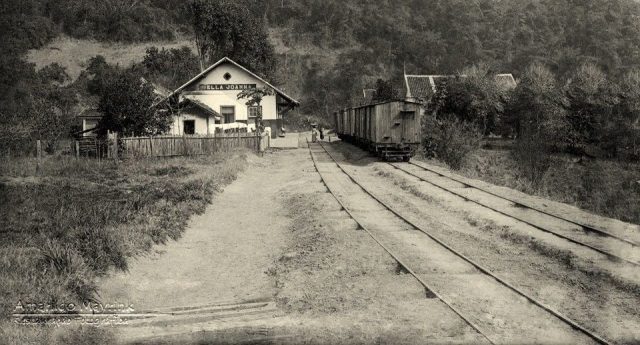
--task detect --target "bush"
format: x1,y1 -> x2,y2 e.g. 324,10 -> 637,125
511,132 -> 552,185
422,114 -> 482,170
507,63 -> 568,184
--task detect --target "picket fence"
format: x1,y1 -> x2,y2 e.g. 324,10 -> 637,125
120,133 -> 269,158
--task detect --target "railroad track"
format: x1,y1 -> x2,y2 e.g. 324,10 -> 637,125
308,141 -> 613,345
386,161 -> 640,267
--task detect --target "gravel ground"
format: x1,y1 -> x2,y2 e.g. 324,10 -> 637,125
268,146 -> 485,344
325,141 -> 640,344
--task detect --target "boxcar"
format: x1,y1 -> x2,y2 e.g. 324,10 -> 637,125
334,100 -> 422,161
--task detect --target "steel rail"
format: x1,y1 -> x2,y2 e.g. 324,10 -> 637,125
306,142 -> 496,345
318,142 -> 613,345
388,162 -> 640,267
409,161 -> 639,248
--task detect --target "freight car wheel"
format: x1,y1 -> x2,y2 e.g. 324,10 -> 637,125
402,155 -> 410,162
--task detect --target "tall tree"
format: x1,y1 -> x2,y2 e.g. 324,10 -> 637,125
97,69 -> 172,136
371,79 -> 398,103
186,0 -> 275,79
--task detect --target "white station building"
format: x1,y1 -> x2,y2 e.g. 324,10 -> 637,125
161,57 -> 299,138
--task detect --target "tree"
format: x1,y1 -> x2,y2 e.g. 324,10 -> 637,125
97,69 -> 172,136
141,46 -> 200,90
507,63 -> 569,183
185,0 -> 275,79
371,79 -> 398,103
237,86 -> 274,135
427,64 -> 506,135
565,63 -> 619,153
18,64 -> 78,153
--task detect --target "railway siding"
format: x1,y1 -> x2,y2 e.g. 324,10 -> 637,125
390,163 -> 640,266
409,160 -> 640,245
309,142 -> 604,345
323,140 -> 640,344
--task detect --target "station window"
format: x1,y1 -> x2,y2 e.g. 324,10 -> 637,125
248,106 -> 261,118
221,106 -> 235,123
183,120 -> 195,135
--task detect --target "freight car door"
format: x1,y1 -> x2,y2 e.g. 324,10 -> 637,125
401,110 -> 416,143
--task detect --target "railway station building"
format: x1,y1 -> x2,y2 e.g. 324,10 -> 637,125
160,57 -> 299,138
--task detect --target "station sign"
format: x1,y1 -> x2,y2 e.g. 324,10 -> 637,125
198,84 -> 257,91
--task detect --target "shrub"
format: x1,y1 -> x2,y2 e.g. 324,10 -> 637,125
507,63 -> 568,184
422,113 -> 482,170
511,132 -> 551,185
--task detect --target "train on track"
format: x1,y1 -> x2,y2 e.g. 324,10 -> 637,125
334,100 -> 423,161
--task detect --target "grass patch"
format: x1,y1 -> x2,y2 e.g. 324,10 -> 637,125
374,168 -> 435,203
0,150 -> 248,324
435,149 -> 640,225
469,216 -> 640,296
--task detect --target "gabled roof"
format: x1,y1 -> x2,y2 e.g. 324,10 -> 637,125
164,57 -> 299,106
404,73 -> 517,102
494,73 -> 517,89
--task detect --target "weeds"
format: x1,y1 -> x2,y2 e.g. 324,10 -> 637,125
0,149 -> 248,320
460,149 -> 640,224
422,114 -> 482,170
375,168 -> 435,203
470,217 -> 640,296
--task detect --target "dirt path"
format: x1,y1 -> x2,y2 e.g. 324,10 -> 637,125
98,153 -> 290,310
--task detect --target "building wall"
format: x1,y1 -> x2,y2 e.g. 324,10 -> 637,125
182,62 -> 278,122
168,108 -> 212,136
82,118 -> 100,137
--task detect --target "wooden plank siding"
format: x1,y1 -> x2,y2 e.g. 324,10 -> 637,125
370,101 -> 420,144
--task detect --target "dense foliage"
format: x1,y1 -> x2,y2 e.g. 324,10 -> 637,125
186,0 -> 276,79
142,46 -> 200,90
86,58 -> 172,137
3,0 -> 640,157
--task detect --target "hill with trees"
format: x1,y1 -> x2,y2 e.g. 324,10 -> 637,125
3,0 -> 640,145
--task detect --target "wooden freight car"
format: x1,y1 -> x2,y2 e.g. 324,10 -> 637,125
334,100 -> 422,161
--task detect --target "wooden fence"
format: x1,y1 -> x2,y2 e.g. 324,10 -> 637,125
120,133 -> 268,158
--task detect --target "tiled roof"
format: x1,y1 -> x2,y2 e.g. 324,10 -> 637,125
495,74 -> 517,90
404,75 -> 440,102
405,73 -> 517,102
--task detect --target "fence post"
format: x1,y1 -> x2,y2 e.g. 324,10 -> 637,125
36,140 -> 42,173
75,141 -> 80,159
112,133 -> 118,160
182,135 -> 188,156
36,140 -> 42,159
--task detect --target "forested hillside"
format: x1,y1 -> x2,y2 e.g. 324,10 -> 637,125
4,0 -> 640,120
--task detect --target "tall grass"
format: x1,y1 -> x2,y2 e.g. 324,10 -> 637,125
459,149 -> 640,225
0,150 -> 248,320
